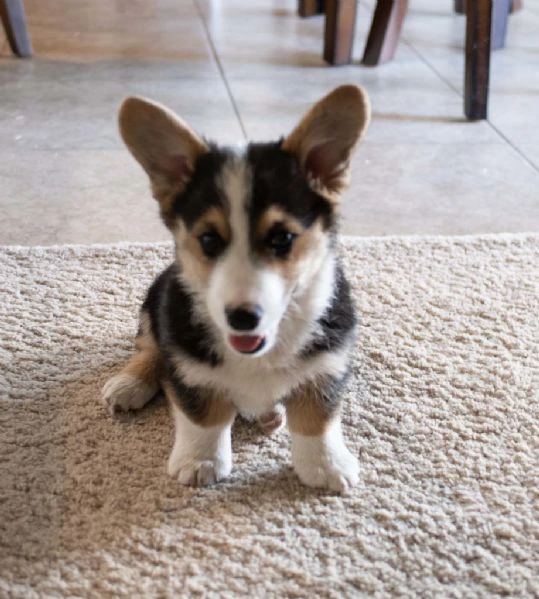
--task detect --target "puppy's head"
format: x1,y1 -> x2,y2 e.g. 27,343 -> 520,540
119,85 -> 370,357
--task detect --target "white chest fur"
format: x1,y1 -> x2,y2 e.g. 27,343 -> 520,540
171,346 -> 350,416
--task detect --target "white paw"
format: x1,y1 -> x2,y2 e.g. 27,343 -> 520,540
167,402 -> 233,487
257,404 -> 286,435
294,444 -> 359,492
167,454 -> 231,487
291,421 -> 359,493
102,373 -> 157,414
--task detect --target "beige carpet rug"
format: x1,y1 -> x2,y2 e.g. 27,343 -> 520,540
1,234 -> 538,598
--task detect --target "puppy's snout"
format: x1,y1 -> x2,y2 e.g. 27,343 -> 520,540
225,304 -> 262,332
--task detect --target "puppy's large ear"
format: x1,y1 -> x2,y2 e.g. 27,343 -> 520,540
119,97 -> 208,225
282,85 -> 370,202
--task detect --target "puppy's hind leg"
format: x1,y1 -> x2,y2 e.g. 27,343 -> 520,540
102,311 -> 160,414
257,403 -> 286,435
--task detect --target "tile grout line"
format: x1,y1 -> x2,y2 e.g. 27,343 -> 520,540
482,120 -> 539,172
400,37 -> 539,174
192,0 -> 248,141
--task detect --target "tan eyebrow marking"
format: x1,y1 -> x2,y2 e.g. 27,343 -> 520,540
191,206 -> 231,242
256,206 -> 305,239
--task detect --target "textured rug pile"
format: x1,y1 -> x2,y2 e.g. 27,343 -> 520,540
1,234 -> 538,597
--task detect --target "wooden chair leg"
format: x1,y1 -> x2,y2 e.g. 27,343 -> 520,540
0,0 -> 32,57
465,0 -> 492,120
298,0 -> 325,17
455,0 -> 522,14
362,0 -> 409,66
457,0 -> 513,50
323,0 -> 357,65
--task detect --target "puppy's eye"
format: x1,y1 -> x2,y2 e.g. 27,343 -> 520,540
198,232 -> 226,259
267,229 -> 296,258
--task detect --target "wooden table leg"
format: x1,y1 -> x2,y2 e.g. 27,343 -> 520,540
323,0 -> 357,65
457,0 -> 513,50
0,0 -> 32,57
465,0 -> 492,119
362,0 -> 409,66
455,0 -> 522,14
298,0 -> 325,17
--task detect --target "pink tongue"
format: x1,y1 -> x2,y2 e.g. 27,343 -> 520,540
229,335 -> 264,353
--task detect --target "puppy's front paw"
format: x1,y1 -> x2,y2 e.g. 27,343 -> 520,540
291,423 -> 359,493
102,373 -> 157,414
167,454 -> 231,487
294,445 -> 359,492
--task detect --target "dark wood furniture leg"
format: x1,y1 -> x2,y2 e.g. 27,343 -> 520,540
362,0 -> 409,66
0,0 -> 32,57
455,0 -> 522,14
298,0 -> 325,17
465,0 -> 492,119
323,0 -> 357,65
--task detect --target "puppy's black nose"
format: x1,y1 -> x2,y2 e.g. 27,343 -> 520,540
226,304 -> 262,332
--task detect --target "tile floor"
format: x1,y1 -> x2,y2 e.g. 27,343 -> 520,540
1,0 -> 538,244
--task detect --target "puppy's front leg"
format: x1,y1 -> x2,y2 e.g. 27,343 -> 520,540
163,381 -> 236,487
287,379 -> 358,493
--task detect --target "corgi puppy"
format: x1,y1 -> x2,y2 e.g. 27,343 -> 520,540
102,85 -> 370,492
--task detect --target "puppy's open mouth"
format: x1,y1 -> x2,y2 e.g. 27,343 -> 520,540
228,335 -> 266,354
